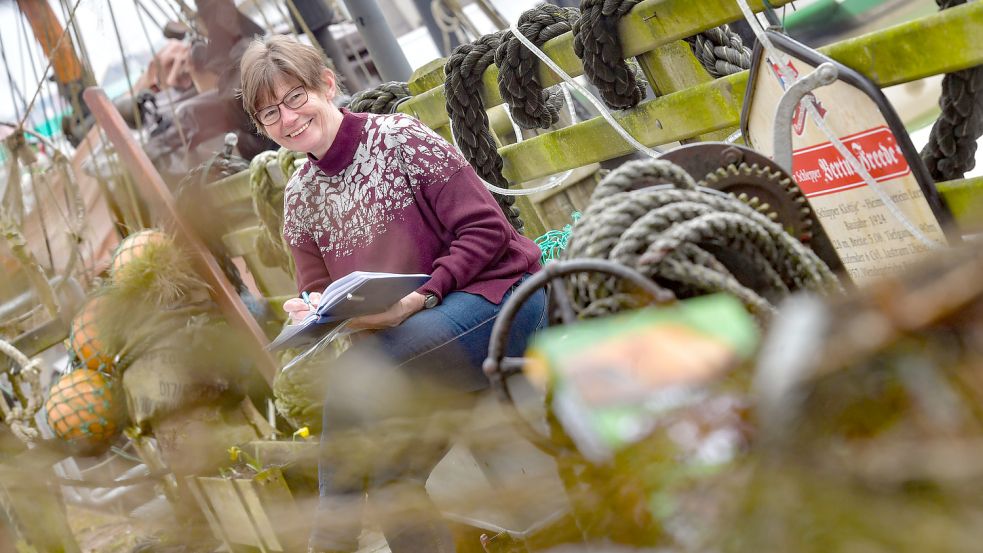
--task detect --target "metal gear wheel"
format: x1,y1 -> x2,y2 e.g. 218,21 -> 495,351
699,161 -> 815,244
657,142 -> 843,272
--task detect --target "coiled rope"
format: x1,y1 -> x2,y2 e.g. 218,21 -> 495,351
920,0 -> 983,181
562,159 -> 842,321
0,338 -> 42,446
495,4 -> 579,130
686,24 -> 752,78
346,81 -> 412,115
445,30 -> 525,233
249,150 -> 294,271
277,146 -> 305,183
573,0 -> 649,110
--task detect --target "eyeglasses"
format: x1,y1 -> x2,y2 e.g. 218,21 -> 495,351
255,85 -> 309,126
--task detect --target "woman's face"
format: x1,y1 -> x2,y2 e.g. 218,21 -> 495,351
258,70 -> 342,158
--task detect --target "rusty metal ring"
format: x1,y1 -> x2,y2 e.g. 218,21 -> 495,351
482,258 -> 675,455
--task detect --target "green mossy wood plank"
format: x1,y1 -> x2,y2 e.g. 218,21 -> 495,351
938,176 -> 983,232
498,2 -> 983,184
399,0 -> 793,129
635,42 -> 734,142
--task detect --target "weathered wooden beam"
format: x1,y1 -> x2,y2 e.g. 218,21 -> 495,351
399,0 -> 793,127
83,87 -> 279,388
498,1 -> 983,183
635,40 -> 734,142
938,175 -> 983,232
500,73 -> 747,182
823,2 -> 983,87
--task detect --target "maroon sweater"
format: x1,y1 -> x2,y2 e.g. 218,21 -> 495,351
282,109 -> 542,304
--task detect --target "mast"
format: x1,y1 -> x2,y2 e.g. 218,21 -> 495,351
15,0 -> 93,144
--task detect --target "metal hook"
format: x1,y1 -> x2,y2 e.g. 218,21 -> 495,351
773,62 -> 838,173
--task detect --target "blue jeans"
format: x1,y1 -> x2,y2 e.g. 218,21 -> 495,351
310,277 -> 547,553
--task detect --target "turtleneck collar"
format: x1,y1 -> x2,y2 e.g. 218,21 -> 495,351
309,108 -> 367,176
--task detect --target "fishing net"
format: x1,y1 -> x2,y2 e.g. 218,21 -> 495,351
44,368 -> 123,453
273,333 -> 351,434
535,212 -> 580,264
110,228 -> 172,277
68,295 -> 115,373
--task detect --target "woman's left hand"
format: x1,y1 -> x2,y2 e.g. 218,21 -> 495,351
348,291 -> 427,330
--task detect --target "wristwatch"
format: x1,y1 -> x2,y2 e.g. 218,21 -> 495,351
423,293 -> 440,309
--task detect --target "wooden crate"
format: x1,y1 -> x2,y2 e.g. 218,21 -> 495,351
191,468 -> 308,553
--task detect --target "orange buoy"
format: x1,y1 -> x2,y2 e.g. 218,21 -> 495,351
69,295 -> 113,372
44,369 -> 121,449
110,229 -> 171,276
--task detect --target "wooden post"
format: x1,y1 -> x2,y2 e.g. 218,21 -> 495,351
82,87 -> 279,387
16,0 -> 83,84
635,42 -> 734,142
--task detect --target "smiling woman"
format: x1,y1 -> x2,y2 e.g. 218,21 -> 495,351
239,37 -> 345,158
238,35 -> 547,553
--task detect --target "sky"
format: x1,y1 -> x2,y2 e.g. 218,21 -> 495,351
0,0 -> 176,129
0,0 -> 545,131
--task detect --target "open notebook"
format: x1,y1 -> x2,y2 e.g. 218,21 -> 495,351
267,271 -> 429,352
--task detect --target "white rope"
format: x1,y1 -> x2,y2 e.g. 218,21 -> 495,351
734,0 -> 943,250
507,20 -> 664,160
432,0 -> 468,55
487,83 -> 577,197
464,20 -> 666,198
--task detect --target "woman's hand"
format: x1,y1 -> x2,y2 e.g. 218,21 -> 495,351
282,292 -> 322,324
348,291 -> 427,331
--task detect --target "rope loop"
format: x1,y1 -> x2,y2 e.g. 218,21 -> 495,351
445,30 -> 524,233
495,4 -> 580,130
573,0 -> 648,109
920,0 -> 983,181
249,151 -> 294,271
686,25 -> 752,78
561,158 -> 842,320
347,81 -> 412,115
0,338 -> 43,445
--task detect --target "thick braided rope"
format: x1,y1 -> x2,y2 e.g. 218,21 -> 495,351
575,186 -> 838,290
445,30 -> 524,232
0,338 -> 42,445
249,151 -> 295,271
495,4 -> 579,130
573,0 -> 649,109
277,147 -> 305,183
347,81 -> 412,115
920,0 -> 983,181
562,159 -> 841,321
686,25 -> 752,78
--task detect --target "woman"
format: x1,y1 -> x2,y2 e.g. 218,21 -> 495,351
240,35 -> 546,553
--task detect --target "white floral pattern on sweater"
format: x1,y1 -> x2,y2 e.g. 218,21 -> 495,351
282,113 -> 466,257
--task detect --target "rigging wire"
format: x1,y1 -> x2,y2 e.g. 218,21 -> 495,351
146,0 -> 185,29
244,0 -> 276,35
66,0 -> 151,236
269,0 -> 293,33
15,1 -> 31,124
133,0 -> 164,33
284,0 -> 332,64
105,0 -> 147,148
505,18 -> 665,161
16,0 -> 85,131
0,31 -> 27,123
17,9 -> 59,152
12,7 -> 58,270
133,0 -> 190,152
733,0 -> 943,250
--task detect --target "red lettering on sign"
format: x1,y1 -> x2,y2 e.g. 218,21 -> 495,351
791,126 -> 911,198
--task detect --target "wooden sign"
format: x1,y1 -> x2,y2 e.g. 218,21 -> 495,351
741,31 -> 956,286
